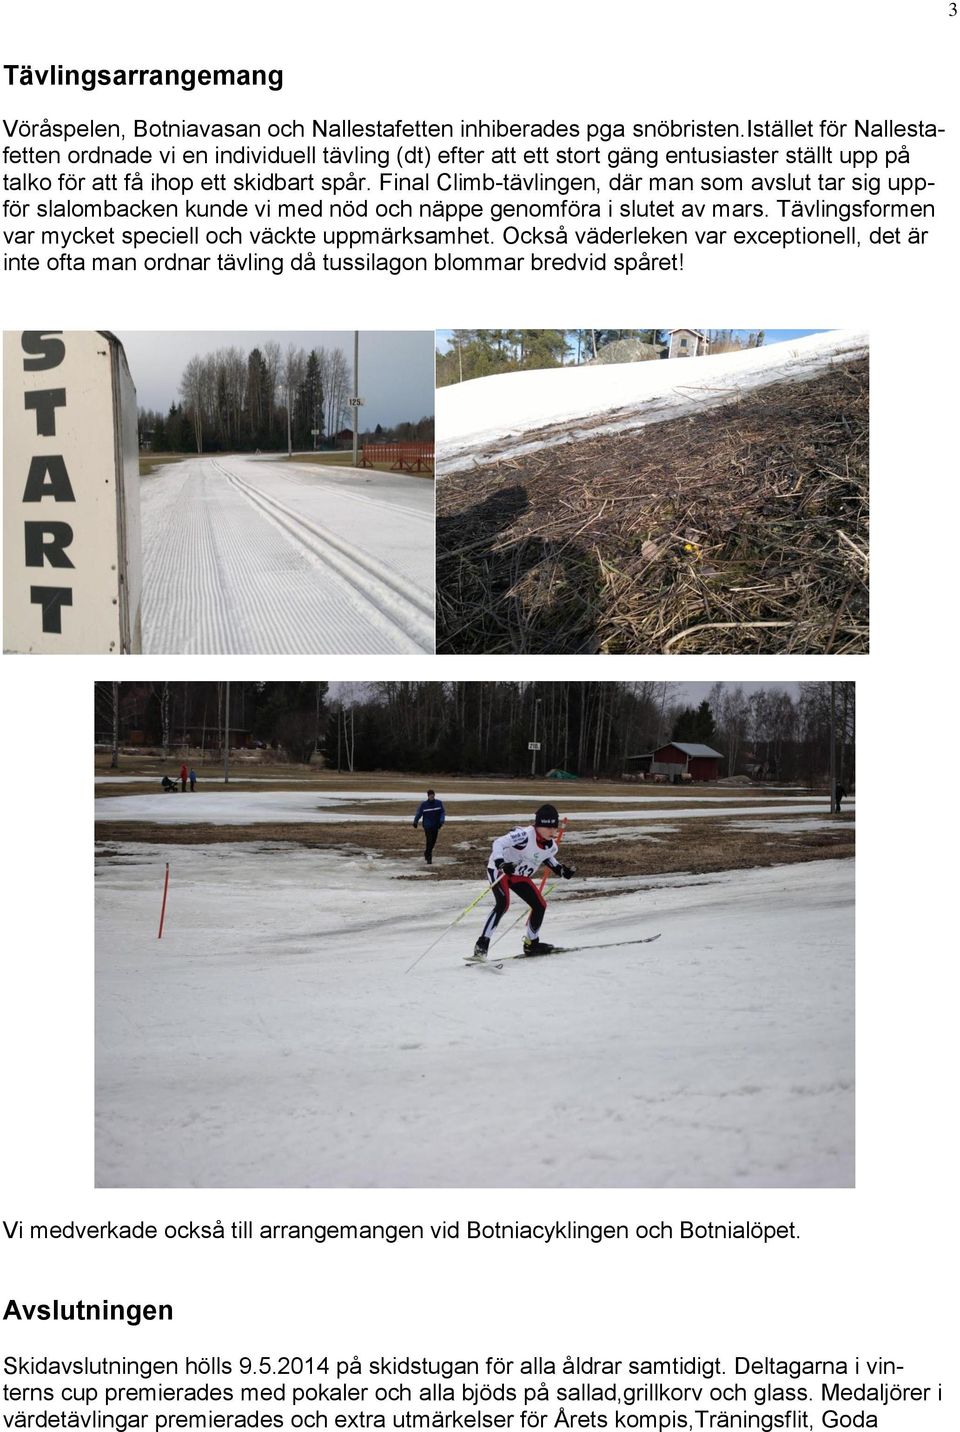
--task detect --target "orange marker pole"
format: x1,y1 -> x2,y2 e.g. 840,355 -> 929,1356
158,862 -> 170,939
537,816 -> 569,891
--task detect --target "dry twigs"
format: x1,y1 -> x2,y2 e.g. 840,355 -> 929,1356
436,360 -> 869,654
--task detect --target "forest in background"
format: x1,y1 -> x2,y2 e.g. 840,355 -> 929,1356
436,329 -> 768,386
95,682 -> 854,788
138,341 -> 434,454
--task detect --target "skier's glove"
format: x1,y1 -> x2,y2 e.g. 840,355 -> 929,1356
496,859 -> 517,876
554,863 -> 576,879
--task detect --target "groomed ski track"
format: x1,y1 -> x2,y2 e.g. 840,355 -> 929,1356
95,849 -> 854,1188
139,454 -> 435,653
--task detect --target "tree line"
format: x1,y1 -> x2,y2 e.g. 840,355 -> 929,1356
96,682 -> 853,787
436,330 -> 768,386
137,343 -> 433,455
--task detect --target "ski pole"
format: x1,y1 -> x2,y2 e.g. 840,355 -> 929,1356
405,874 -> 504,973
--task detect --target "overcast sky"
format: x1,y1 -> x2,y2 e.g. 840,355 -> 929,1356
115,331 -> 435,427
327,681 -> 802,704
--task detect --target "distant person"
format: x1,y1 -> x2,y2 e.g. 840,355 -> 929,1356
189,768 -> 197,792
161,776 -> 178,793
413,789 -> 446,864
179,763 -> 188,792
836,784 -> 846,812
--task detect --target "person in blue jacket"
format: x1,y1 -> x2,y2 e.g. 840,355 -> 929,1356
413,789 -> 446,864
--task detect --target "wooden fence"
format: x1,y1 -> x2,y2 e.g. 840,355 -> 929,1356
360,443 -> 435,473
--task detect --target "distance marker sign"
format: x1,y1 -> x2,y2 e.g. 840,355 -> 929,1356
3,330 -> 142,653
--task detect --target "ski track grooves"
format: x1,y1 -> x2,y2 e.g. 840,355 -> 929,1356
282,467 -> 433,523
141,458 -> 434,654
217,462 -> 434,653
143,465 -> 240,652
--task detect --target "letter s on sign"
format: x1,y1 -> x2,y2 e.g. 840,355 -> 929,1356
21,332 -> 66,372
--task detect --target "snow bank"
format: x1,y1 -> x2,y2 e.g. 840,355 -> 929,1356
437,329 -> 868,473
95,845 -> 854,1187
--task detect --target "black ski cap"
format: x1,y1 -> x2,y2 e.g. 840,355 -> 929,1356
534,803 -> 560,828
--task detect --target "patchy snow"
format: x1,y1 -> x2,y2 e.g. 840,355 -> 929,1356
95,844 -> 853,1188
724,818 -> 855,835
95,789 -> 843,826
93,781 -> 810,800
437,329 -> 868,474
566,827 -> 678,844
139,454 -> 435,654
94,774 -> 318,785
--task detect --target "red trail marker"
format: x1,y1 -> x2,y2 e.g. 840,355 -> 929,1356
158,862 -> 170,939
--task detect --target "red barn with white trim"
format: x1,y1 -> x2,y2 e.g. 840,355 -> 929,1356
627,742 -> 724,781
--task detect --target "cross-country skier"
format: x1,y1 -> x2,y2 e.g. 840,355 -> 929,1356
413,789 -> 446,864
467,803 -> 575,961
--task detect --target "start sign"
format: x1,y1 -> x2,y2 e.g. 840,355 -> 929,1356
3,330 -> 142,653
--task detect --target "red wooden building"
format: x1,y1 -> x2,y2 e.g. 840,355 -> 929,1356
627,741 -> 723,781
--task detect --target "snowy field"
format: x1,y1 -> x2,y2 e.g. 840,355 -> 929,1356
139,454 -> 435,653
436,329 -> 868,474
95,788 -> 847,827
95,841 -> 854,1189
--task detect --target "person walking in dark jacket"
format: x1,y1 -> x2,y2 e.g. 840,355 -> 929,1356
413,790 -> 446,864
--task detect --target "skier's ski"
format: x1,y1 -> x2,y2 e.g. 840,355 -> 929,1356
465,933 -> 661,969
497,933 -> 662,962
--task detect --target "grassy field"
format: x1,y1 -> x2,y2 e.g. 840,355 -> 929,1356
95,760 -> 852,882
139,453 -> 188,476
273,452 -> 434,477
138,451 -> 434,478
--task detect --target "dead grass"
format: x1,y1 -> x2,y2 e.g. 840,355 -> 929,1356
95,812 -> 854,881
436,360 -> 869,654
273,453 -> 434,478
139,454 -> 188,476
97,757 -> 793,800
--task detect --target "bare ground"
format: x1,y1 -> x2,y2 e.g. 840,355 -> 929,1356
436,360 -> 868,654
95,812 -> 854,881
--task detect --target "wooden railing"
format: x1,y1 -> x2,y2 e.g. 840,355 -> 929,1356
360,443 -> 435,472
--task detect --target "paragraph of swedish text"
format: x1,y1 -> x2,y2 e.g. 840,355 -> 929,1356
1,116 -> 949,277
1,1350 -> 947,1432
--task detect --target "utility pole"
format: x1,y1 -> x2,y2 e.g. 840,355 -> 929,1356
656,681 -> 669,748
285,386 -> 292,457
829,682 -> 837,813
111,682 -> 119,769
352,330 -> 360,468
224,680 -> 231,784
531,697 -> 541,776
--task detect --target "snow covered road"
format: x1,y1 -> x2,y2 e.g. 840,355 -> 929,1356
139,455 -> 435,653
95,847 -> 854,1188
